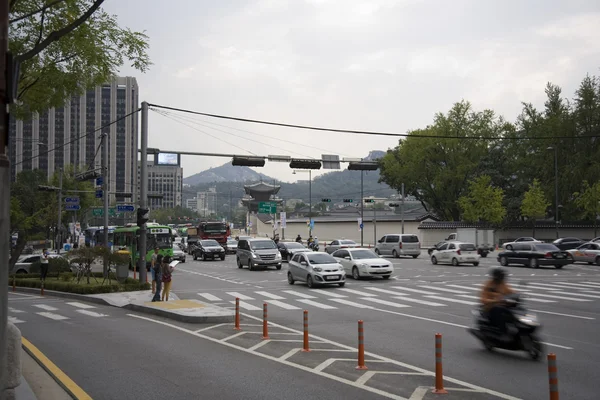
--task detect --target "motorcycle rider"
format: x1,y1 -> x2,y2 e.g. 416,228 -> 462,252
296,234 -> 302,243
480,267 -> 516,337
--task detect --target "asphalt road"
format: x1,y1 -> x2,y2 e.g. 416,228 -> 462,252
169,250 -> 600,400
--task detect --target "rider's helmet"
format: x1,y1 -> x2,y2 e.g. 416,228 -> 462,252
490,267 -> 507,283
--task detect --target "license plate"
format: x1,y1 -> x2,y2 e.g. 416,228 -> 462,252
325,275 -> 340,281
467,257 -> 475,260
555,254 -> 564,258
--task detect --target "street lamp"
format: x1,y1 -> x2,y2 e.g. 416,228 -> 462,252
348,161 -> 379,246
293,170 -> 313,236
547,146 -> 559,239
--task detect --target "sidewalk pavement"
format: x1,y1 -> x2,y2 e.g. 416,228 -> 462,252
18,349 -> 71,400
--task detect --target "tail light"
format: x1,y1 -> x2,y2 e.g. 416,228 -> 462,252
545,252 -> 553,258
399,243 -> 402,249
456,249 -> 461,255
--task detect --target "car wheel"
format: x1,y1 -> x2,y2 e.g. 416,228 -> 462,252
352,266 -> 360,280
248,260 -> 254,271
237,258 -> 243,269
506,245 -> 513,251
374,249 -> 380,255
392,250 -> 399,258
287,272 -> 295,285
452,257 -> 459,266
529,258 -> 538,269
499,256 -> 508,266
276,264 -> 282,270
16,269 -> 27,274
412,254 -> 418,259
431,256 -> 438,265
473,262 -> 479,266
480,253 -> 488,258
567,254 -> 574,262
596,256 -> 600,266
202,253 -> 207,261
307,275 -> 314,288
193,252 -> 198,261
554,265 -> 563,269
220,255 -> 225,261
338,282 -> 345,287
382,275 -> 390,280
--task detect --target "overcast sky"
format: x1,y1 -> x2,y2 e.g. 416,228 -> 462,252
104,0 -> 600,182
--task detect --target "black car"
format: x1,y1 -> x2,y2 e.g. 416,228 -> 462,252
497,243 -> 570,269
277,241 -> 311,261
428,241 -> 448,256
193,239 -> 226,261
552,237 -> 586,251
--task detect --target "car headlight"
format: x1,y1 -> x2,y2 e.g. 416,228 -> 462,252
360,263 -> 369,268
252,253 -> 258,258
338,266 -> 344,271
275,253 -> 282,259
313,267 -> 323,272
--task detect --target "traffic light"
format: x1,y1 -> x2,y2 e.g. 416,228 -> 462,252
364,199 -> 375,203
343,199 -> 354,203
137,207 -> 149,227
321,198 -> 331,202
75,169 -> 101,181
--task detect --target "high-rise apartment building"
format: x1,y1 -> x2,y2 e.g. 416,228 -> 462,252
137,161 -> 183,210
9,77 -> 139,203
197,187 -> 217,216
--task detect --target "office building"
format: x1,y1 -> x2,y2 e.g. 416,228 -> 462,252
197,187 -> 217,216
137,160 -> 183,210
186,198 -> 198,212
9,76 -> 139,203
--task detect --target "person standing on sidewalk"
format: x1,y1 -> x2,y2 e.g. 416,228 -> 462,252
150,247 -> 160,294
151,254 -> 163,302
161,256 -> 175,302
40,248 -> 49,281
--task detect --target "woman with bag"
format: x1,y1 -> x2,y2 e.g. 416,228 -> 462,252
161,256 -> 175,302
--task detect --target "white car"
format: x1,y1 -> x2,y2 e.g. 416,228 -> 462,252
332,248 -> 394,280
430,242 -> 480,266
287,252 -> 346,288
502,237 -> 542,250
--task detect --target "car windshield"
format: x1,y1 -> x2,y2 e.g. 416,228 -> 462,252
307,253 -> 336,264
251,240 -> 277,250
227,239 -> 237,244
534,244 -> 560,251
459,243 -> 477,251
340,240 -> 356,245
201,240 -> 220,247
349,249 -> 378,259
172,244 -> 182,250
285,242 -> 305,249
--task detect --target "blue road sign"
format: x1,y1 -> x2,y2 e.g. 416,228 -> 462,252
359,223 -> 364,229
95,190 -> 103,199
116,204 -> 135,212
96,176 -> 104,186
65,204 -> 81,211
64,197 -> 80,204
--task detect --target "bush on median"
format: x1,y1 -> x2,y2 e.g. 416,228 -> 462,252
9,275 -> 150,294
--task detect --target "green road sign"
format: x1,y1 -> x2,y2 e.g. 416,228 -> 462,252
92,207 -> 117,217
258,201 -> 277,213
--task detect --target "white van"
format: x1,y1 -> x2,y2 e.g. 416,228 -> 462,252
375,234 -> 421,258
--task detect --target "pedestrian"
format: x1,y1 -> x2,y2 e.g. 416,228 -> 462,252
152,254 -> 163,302
161,256 -> 175,302
150,247 -> 160,294
40,248 -> 49,281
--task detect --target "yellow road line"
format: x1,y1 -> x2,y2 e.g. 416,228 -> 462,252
21,337 -> 93,400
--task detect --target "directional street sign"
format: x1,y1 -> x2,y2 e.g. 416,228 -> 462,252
116,204 -> 135,212
65,204 -> 81,211
95,190 -> 103,199
92,207 -> 117,217
258,201 -> 277,213
96,176 -> 104,186
64,197 -> 80,204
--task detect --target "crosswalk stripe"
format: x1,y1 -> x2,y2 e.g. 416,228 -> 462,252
66,302 -> 96,309
37,312 -> 69,321
310,289 -> 347,298
391,286 -> 438,295
424,296 -> 478,305
256,291 -> 286,300
231,300 -> 261,311
457,294 -> 556,303
33,304 -> 58,311
515,283 -> 566,290
329,299 -> 375,309
583,281 -> 600,286
265,300 -> 301,310
552,292 -> 600,299
8,307 -> 25,313
360,298 -> 411,308
509,283 -> 556,291
446,285 -> 486,291
419,286 -> 466,294
282,290 -> 317,299
8,316 -> 25,324
338,288 -> 378,297
554,282 -> 600,289
390,296 -> 446,307
197,293 -> 223,301
364,287 -> 409,296
582,290 -> 600,295
226,292 -> 254,300
526,293 -> 591,302
296,299 -> 338,309
75,310 -> 108,317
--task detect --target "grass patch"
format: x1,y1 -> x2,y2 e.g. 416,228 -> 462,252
9,273 -> 150,295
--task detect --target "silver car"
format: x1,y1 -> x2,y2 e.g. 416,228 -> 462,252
326,239 -> 359,254
332,248 -> 394,280
566,242 -> 600,265
236,238 -> 282,270
11,253 -> 63,274
375,234 -> 421,258
287,252 -> 346,288
225,238 -> 238,254
172,245 -> 186,263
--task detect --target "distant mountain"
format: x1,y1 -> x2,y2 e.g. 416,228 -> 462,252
364,150 -> 385,161
183,163 -> 274,186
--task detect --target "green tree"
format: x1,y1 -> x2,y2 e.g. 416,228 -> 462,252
150,206 -> 199,225
521,179 -> 550,237
574,181 -> 600,237
458,175 -> 506,224
9,0 -> 151,116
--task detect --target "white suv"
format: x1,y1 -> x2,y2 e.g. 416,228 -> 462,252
430,242 -> 480,266
375,234 -> 421,258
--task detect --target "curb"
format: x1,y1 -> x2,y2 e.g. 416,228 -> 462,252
9,286 -> 234,324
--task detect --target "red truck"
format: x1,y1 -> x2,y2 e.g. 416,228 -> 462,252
198,221 -> 231,245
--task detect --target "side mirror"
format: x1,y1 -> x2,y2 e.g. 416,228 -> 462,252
300,261 -> 308,266
378,240 -> 382,243
344,256 -> 351,260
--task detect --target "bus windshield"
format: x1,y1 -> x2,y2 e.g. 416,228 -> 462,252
149,234 -> 172,249
201,223 -> 228,233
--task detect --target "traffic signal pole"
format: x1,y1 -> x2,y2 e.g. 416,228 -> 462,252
138,102 -> 149,283
56,168 -> 63,253
102,133 -> 109,275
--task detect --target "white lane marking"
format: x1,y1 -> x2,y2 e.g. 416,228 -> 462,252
33,304 -> 58,311
296,299 -> 338,309
554,282 -> 600,289
361,298 -> 411,308
530,309 -> 595,320
338,288 -> 378,297
583,281 -> 600,286
66,302 -> 96,309
36,312 -> 69,321
552,291 -> 600,299
256,291 -> 286,300
282,290 -> 316,299
230,301 -> 261,311
265,300 -> 301,310
539,342 -> 573,350
197,293 -> 222,301
329,299 -> 375,309
390,286 -> 437,295
75,310 -> 108,317
8,307 -> 25,313
508,284 -> 555,291
310,289 -> 347,298
526,293 -> 591,302
424,296 -> 478,305
8,317 -> 25,324
390,297 -> 446,307
226,292 -> 254,300
446,284 -> 489,291
582,290 -> 600,294
364,287 -> 409,296
418,286 -> 466,294
457,294 -> 557,304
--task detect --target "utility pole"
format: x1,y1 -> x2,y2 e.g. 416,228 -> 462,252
229,188 -> 232,224
138,102 -> 148,283
102,133 -> 109,275
56,168 -> 63,253
401,183 -> 405,234
308,170 -> 312,237
360,170 -> 364,247
282,199 -> 286,240
373,205 -> 377,246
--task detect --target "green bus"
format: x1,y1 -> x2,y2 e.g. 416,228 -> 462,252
113,224 -> 174,270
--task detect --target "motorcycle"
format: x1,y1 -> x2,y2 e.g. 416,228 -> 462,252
308,241 -> 319,251
468,293 -> 543,360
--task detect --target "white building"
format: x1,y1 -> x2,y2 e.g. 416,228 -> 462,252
186,198 -> 198,212
137,161 -> 183,209
197,187 -> 217,216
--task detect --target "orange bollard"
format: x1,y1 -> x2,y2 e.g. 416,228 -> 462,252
432,333 -> 448,394
40,281 -> 44,296
234,298 -> 241,331
262,303 -> 270,339
302,310 -> 310,352
548,353 -> 559,400
356,320 -> 367,370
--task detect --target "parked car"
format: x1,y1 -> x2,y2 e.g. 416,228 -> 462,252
502,237 -> 542,250
236,238 -> 282,270
287,251 -> 345,288
225,238 -> 238,254
430,242 -> 480,266
11,253 -> 64,274
497,243 -> 570,269
566,242 -> 600,265
552,237 -> 586,250
277,241 -> 311,261
332,248 -> 393,280
193,240 -> 225,261
172,244 -> 186,263
428,241 -> 448,256
375,234 -> 421,258
325,239 -> 359,254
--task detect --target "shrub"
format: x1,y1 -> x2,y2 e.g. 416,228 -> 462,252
12,277 -> 150,294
